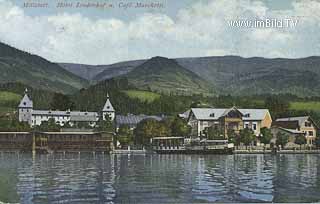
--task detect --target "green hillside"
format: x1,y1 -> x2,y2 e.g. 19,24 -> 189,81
0,91 -> 21,105
290,101 -> 320,111
122,90 -> 160,102
0,91 -> 21,116
0,42 -> 88,93
124,57 -> 214,95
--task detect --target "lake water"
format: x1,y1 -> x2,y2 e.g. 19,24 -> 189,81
0,153 -> 320,203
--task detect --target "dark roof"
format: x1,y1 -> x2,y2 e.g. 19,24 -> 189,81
116,114 -> 164,128
273,120 -> 300,130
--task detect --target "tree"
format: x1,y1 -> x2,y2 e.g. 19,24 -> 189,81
35,118 -> 60,132
76,121 -> 92,129
206,125 -> 224,140
95,116 -> 114,132
134,119 -> 170,146
260,127 -> 273,146
0,118 -> 31,132
265,96 -> 289,118
316,137 -> 320,148
227,129 -> 240,146
276,132 -> 289,149
295,134 -> 306,150
63,121 -> 72,128
315,130 -> 320,148
171,117 -> 191,137
50,93 -> 75,111
240,128 -> 255,149
117,124 -> 134,146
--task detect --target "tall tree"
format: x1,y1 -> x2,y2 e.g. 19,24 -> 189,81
260,127 -> 273,146
227,129 -> 240,146
240,128 -> 255,149
276,132 -> 289,149
134,119 -> 167,145
50,93 -> 75,111
171,117 -> 191,137
265,96 -> 289,118
117,124 -> 134,146
315,130 -> 320,148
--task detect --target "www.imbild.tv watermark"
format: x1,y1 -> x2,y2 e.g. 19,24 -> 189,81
227,18 -> 299,28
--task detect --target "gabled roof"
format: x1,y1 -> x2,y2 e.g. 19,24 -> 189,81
221,106 -> 243,117
102,94 -> 115,112
189,108 -> 270,121
178,110 -> 190,119
18,94 -> 33,108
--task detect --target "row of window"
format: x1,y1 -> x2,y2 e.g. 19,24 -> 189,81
201,121 -> 258,131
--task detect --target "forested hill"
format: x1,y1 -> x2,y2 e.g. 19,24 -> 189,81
122,56 -> 214,95
0,42 -> 88,94
60,56 -> 320,97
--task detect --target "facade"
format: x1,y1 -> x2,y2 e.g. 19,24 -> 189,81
186,107 -> 272,138
274,116 -> 318,145
18,89 -> 115,127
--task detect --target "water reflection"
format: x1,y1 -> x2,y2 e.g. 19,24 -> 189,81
0,153 -> 319,203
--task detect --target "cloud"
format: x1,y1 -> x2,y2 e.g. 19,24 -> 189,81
0,0 -> 319,64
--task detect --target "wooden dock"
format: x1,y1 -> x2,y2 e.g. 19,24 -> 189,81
0,131 -> 114,153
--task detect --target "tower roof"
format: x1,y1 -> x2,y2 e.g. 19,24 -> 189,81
102,94 -> 115,112
18,90 -> 33,108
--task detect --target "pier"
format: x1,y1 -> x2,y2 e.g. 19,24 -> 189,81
0,131 -> 114,153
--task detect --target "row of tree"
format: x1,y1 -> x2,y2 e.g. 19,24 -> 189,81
116,117 -> 191,146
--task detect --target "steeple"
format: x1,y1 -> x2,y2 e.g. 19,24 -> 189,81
18,88 -> 33,108
102,92 -> 115,121
102,92 -> 114,112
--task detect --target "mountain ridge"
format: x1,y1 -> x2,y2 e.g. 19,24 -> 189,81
0,42 -> 88,93
59,55 -> 320,96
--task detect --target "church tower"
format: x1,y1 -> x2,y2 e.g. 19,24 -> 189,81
18,88 -> 33,125
102,93 -> 115,121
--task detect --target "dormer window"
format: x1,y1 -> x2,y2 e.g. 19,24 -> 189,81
209,113 -> 215,117
244,113 -> 250,118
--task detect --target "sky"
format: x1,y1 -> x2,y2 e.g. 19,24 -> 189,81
0,0 -> 319,65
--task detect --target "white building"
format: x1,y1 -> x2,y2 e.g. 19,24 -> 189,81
18,89 -> 115,127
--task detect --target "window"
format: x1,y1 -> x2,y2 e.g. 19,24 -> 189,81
305,121 -> 312,127
244,113 -> 250,118
308,131 -> 314,136
253,123 -> 257,130
210,113 -> 215,117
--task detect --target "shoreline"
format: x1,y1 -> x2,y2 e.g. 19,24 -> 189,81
234,149 -> 320,154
